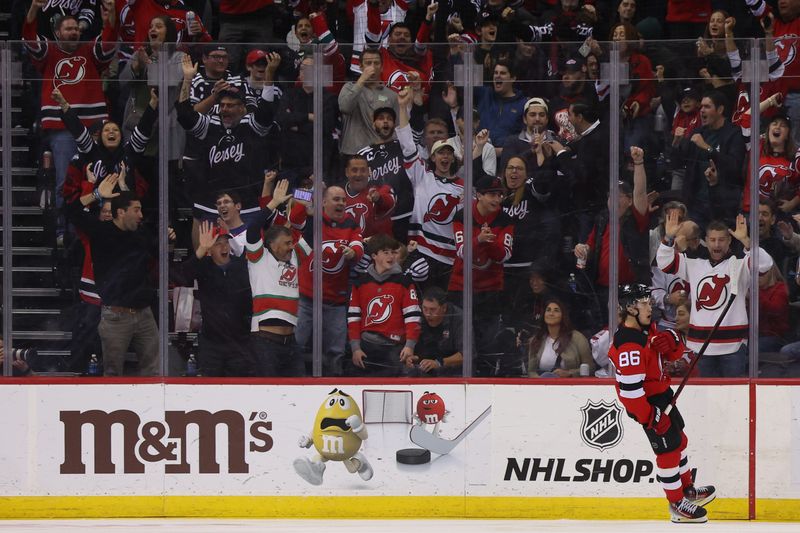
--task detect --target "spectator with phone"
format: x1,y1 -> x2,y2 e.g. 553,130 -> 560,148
245,180 -> 311,377
295,185 -> 365,376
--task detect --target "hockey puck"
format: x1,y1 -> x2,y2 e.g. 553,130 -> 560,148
396,448 -> 431,465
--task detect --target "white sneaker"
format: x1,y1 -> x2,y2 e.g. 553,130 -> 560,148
669,497 -> 708,523
293,457 -> 325,485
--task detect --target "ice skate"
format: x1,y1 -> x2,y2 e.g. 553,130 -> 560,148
684,484 -> 716,507
669,497 -> 708,523
293,457 -> 326,485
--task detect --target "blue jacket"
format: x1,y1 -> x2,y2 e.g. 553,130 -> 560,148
476,86 -> 527,146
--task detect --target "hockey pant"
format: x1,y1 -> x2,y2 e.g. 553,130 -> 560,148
642,388 -> 694,502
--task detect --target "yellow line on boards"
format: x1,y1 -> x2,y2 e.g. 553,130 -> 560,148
0,496 -> 760,520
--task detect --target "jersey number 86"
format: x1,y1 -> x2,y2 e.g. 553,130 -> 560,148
617,350 -> 640,367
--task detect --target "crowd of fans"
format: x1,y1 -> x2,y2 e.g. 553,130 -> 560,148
7,0 -> 800,378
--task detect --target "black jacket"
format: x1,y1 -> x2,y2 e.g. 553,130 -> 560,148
676,120 -> 746,224
172,254 -> 252,343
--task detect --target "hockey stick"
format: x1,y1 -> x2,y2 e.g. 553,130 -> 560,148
665,255 -> 742,414
409,405 -> 492,455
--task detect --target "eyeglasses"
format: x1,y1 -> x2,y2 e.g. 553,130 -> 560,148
506,165 -> 525,171
208,54 -> 228,61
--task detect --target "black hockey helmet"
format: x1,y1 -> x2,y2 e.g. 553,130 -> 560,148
618,283 -> 652,310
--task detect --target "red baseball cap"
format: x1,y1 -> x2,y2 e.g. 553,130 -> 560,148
246,49 -> 268,66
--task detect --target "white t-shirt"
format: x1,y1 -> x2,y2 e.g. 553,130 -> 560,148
538,337 -> 561,371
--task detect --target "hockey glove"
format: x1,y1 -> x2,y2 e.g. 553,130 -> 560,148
651,330 -> 680,355
646,405 -> 672,435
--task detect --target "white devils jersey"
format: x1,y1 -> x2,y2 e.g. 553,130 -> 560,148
656,243 -> 773,355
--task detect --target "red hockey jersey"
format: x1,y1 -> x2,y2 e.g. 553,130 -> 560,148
299,213 -> 364,305
347,267 -> 421,345
344,183 -> 396,238
742,139 -> 800,212
748,2 -> 800,92
608,324 -> 685,425
448,202 -> 514,293
23,16 -> 117,130
366,4 -> 433,96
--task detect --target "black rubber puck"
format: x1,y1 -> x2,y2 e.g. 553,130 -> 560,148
396,448 -> 431,465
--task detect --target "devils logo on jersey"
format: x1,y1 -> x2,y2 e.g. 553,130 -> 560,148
695,274 -> 730,311
279,263 -> 297,286
668,278 -> 690,296
423,193 -> 460,225
759,163 -> 793,197
387,70 -> 410,92
320,240 -> 347,273
776,34 -> 798,68
53,56 -> 86,90
365,294 -> 395,327
345,203 -> 370,231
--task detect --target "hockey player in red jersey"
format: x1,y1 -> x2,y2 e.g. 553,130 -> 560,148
609,284 -> 716,523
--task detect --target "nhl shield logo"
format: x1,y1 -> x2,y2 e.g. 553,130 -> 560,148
580,400 -> 624,451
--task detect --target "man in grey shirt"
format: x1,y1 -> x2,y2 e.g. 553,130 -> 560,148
338,48 -> 399,157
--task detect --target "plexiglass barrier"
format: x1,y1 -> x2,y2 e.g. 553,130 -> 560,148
2,10 -> 798,379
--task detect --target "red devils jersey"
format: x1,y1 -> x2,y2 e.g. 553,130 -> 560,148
299,213 -> 364,304
448,202 -> 514,293
23,18 -> 116,130
671,109 -> 701,138
609,324 -> 684,425
347,270 -> 421,344
367,6 -> 433,96
344,183 -> 396,238
748,2 -> 800,91
742,139 -> 800,212
63,159 -> 101,305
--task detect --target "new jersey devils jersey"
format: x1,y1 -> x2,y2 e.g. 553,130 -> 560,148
651,265 -> 691,329
657,242 -> 773,355
609,323 -> 685,425
358,140 -> 414,223
397,124 -> 464,265
742,140 -> 800,212
300,214 -> 365,305
176,99 -> 273,212
246,229 -> 310,330
448,202 -> 514,293
347,269 -> 421,345
344,183 -> 396,238
748,1 -> 800,92
23,17 -> 116,130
